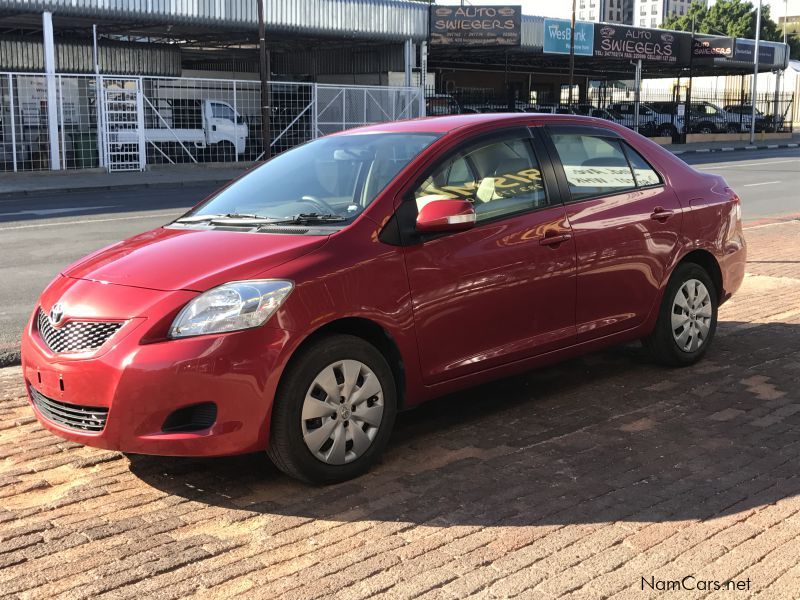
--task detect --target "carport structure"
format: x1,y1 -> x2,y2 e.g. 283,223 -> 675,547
0,0 -> 429,172
426,15 -> 789,111
0,0 -> 792,172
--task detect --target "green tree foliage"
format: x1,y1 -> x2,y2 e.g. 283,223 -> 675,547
662,0 -> 798,58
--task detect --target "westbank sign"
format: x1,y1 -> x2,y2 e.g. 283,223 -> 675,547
543,18 -> 594,56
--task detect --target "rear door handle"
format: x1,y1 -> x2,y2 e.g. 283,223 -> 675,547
539,233 -> 572,247
650,207 -> 674,221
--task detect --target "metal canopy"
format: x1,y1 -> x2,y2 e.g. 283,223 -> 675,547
0,0 -> 429,42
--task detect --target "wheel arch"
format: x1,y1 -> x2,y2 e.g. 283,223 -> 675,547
280,317 -> 407,410
677,249 -> 723,300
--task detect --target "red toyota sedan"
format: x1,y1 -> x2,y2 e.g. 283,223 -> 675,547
21,114 -> 746,483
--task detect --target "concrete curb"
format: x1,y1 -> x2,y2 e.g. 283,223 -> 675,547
0,177 -> 236,200
672,142 -> 799,156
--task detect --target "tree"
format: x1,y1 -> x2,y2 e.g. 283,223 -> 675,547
662,0 -> 797,57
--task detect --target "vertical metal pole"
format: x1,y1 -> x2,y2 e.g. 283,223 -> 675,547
93,24 -> 104,168
633,59 -> 642,133
686,18 -> 695,138
8,74 -> 17,172
311,83 -> 318,139
57,75 -> 66,169
568,0 -> 576,106
420,40 -> 428,115
136,79 -> 145,171
404,39 -> 413,88
257,0 -> 271,158
773,69 -> 781,132
43,11 -> 61,170
750,0 -> 762,143
233,80 -> 238,162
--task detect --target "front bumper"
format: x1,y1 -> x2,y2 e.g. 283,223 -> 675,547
20,277 -> 292,456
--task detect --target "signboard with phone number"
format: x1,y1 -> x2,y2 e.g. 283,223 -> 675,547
429,5 -> 522,46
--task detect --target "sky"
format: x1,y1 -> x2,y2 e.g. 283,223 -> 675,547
434,0 -> 798,21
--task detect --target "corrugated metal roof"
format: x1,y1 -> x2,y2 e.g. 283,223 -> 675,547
0,0 -> 429,42
0,35 -> 181,75
520,15 -> 544,51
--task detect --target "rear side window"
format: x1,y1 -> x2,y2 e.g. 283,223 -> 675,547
550,134 -> 636,200
623,143 -> 661,187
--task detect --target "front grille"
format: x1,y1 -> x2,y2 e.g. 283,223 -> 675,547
29,385 -> 108,432
37,309 -> 123,354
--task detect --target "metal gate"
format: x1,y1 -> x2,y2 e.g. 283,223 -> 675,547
102,79 -> 144,172
314,84 -> 423,137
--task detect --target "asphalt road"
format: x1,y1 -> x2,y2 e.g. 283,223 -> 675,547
0,146 -> 798,364
682,147 -> 800,224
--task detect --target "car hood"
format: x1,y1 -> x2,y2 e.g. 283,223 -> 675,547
63,227 -> 329,292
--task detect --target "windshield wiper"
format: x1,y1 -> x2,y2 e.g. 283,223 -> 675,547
259,213 -> 348,226
174,213 -> 280,225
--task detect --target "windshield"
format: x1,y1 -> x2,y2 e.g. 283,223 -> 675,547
185,132 -> 439,223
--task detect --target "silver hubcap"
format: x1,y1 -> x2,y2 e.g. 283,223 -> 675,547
301,360 -> 384,465
672,279 -> 712,352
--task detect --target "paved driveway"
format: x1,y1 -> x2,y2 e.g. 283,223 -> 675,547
2,221 -> 800,599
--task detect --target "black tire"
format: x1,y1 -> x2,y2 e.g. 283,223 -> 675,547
726,124 -> 740,134
658,124 -> 674,137
643,262 -> 718,367
697,122 -> 715,134
267,334 -> 397,484
210,141 -> 236,162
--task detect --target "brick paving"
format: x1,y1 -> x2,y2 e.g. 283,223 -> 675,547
1,221 -> 800,599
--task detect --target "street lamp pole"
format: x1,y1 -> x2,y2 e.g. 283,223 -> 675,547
749,0 -> 762,144
257,0 -> 272,158
568,0 -> 576,106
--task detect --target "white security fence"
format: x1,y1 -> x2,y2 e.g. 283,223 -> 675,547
0,73 -> 425,173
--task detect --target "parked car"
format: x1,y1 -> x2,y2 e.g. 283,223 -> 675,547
723,104 -> 774,132
649,101 -> 748,134
113,98 -> 249,161
21,114 -> 746,484
609,102 -> 680,137
426,94 -> 462,116
529,103 -> 573,114
461,100 -> 533,113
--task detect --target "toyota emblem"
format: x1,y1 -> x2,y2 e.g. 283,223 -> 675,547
49,303 -> 65,326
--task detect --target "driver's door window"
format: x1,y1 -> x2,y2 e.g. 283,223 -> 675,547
211,103 -> 235,121
414,136 -> 548,222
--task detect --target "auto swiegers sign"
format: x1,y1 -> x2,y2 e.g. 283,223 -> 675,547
429,5 -> 522,46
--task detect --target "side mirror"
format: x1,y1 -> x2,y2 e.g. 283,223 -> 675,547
415,197 -> 476,234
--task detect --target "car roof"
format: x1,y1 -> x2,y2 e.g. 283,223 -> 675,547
335,113 -> 620,136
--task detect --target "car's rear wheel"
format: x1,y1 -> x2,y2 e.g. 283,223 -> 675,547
644,263 -> 718,367
267,334 -> 397,484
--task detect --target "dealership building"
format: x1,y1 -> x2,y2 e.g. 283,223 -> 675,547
0,0 -> 791,173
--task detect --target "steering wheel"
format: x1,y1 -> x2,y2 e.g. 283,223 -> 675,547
300,195 -> 337,215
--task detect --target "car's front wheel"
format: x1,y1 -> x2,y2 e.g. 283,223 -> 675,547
644,262 -> 718,367
267,334 -> 397,484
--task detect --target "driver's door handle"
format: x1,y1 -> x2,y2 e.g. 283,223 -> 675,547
539,233 -> 572,247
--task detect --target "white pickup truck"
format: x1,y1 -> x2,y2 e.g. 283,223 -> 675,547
111,99 -> 248,159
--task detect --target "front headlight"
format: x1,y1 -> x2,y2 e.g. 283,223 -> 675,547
169,279 -> 293,339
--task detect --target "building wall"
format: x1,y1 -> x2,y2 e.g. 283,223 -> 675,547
578,0 -> 631,24
634,0 -> 701,28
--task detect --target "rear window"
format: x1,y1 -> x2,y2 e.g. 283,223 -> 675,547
550,134 -> 661,201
